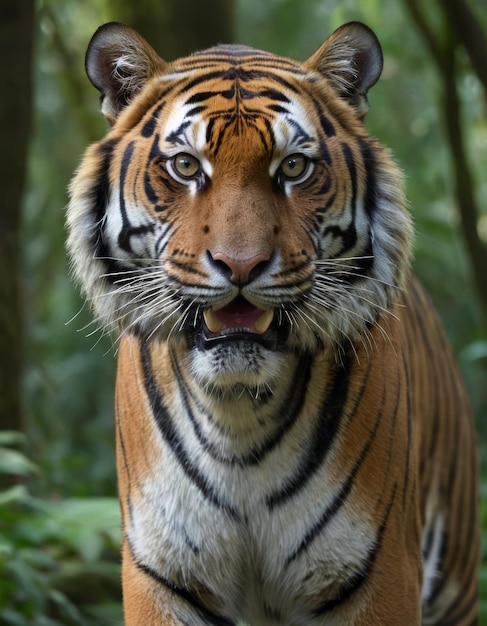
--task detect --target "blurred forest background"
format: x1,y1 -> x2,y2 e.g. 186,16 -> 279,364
1,0 -> 486,623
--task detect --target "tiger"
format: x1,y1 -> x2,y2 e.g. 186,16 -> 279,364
66,20 -> 479,626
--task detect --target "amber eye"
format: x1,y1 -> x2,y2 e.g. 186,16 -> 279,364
280,154 -> 308,179
172,153 -> 200,178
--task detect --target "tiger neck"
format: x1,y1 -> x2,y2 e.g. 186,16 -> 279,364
141,339 -> 338,460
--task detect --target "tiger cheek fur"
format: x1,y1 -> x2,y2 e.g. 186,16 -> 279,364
67,21 -> 479,626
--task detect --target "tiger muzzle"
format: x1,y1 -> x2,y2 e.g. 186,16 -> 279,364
194,296 -> 288,351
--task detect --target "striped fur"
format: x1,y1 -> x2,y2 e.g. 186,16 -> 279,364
67,22 -> 479,625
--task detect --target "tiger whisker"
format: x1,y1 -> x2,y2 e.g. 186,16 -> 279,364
145,301 -> 188,343
311,280 -> 399,321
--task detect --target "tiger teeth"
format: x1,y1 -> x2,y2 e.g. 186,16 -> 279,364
255,309 -> 274,334
203,310 -> 225,333
203,308 -> 274,334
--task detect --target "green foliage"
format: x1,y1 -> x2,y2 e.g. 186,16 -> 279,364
0,434 -> 121,625
24,0 -> 116,499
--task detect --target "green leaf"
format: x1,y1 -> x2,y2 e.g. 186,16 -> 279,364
48,589 -> 85,624
0,432 -> 25,446
0,448 -> 39,476
461,340 -> 487,363
0,484 -> 30,507
43,497 -> 121,560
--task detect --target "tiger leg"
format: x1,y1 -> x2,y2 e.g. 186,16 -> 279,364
121,541 -> 186,626
355,562 -> 422,624
325,505 -> 423,625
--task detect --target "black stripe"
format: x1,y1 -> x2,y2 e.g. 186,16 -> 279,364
238,69 -> 301,93
191,45 -> 273,60
168,258 -> 208,277
283,116 -> 313,147
89,138 -> 129,281
266,352 -> 351,508
144,170 -> 158,204
140,343 -> 241,520
321,143 -> 359,256
133,558 -> 235,626
117,141 -> 134,252
318,139 -> 332,166
342,143 -> 357,201
116,155 -> 156,255
141,102 -> 164,138
91,139 -> 117,258
189,47 -> 303,72
146,138 -> 167,201
208,120 -> 229,157
267,103 -> 288,114
171,352 -> 313,467
178,70 -> 235,94
180,66 -> 302,97
401,351 -> 412,507
186,105 -> 206,117
286,376 -> 386,564
166,120 -> 192,145
262,117 -> 276,153
155,223 -> 172,257
206,118 -> 216,144
312,483 -> 397,616
118,222 -> 155,253
254,120 -> 276,153
115,403 -> 136,533
186,90 -> 223,104
318,107 -> 336,137
259,89 -> 290,102
148,131 -> 162,161
357,138 -> 378,218
341,143 -> 358,248
422,525 -> 435,565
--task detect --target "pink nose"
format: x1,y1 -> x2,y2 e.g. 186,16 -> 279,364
210,252 -> 271,285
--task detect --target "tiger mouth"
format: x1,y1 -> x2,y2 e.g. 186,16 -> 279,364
195,296 -> 285,350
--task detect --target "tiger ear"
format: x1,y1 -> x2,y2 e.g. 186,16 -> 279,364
85,22 -> 167,125
305,22 -> 383,119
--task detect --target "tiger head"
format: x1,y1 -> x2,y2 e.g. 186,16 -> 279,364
67,22 -> 412,393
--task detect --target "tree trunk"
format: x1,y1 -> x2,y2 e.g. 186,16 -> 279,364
403,0 -> 487,318
438,0 -> 487,96
109,0 -> 236,59
0,2 -> 35,432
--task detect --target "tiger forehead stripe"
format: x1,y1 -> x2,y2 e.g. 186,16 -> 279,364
182,44 -> 308,71
151,67 -> 319,162
171,63 -> 304,100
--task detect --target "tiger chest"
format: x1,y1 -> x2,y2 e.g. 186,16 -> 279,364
115,340 -> 402,624
124,414 -> 375,625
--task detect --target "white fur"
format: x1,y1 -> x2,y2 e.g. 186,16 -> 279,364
127,356 -> 375,625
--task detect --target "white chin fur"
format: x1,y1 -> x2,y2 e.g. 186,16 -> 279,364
189,342 -> 286,392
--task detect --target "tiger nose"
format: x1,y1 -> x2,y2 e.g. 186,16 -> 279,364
209,251 -> 271,285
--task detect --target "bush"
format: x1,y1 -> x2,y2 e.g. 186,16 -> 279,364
0,432 -> 122,625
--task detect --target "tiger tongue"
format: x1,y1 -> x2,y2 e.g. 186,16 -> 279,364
203,297 -> 274,335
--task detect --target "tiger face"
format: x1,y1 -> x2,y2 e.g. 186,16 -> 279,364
67,22 -> 412,393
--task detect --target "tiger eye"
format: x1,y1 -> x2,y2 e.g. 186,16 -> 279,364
280,154 -> 308,179
173,153 -> 200,178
